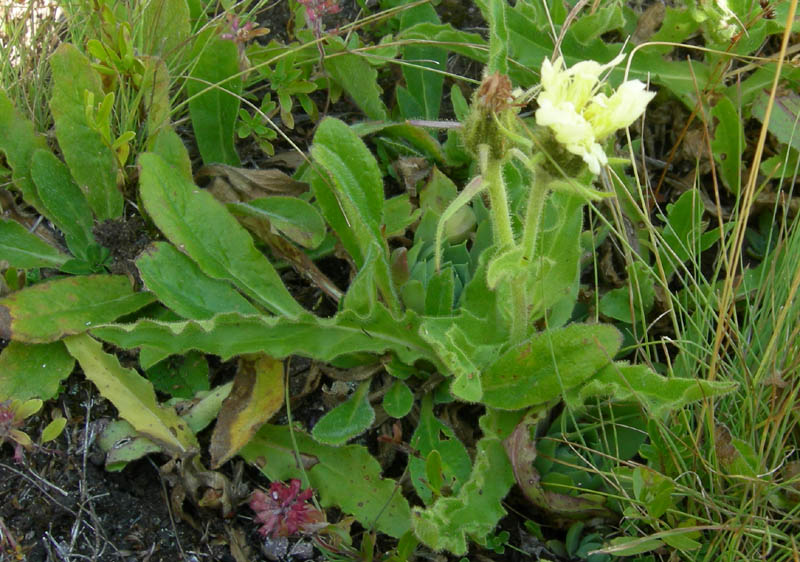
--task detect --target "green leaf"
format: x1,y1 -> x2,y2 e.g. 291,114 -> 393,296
475,0 -> 509,75
598,262 -> 655,324
0,89 -> 49,211
711,95 -> 744,194
229,196 -> 326,249
350,122 -> 447,165
324,40 -> 388,120
0,341 -> 75,401
481,324 -> 622,410
310,117 -> 384,266
397,4 -> 445,120
64,334 -> 198,454
312,381 -> 375,446
382,380 -> 414,418
240,424 -> 411,538
187,35 -> 241,165
412,437 -> 514,555
0,218 -> 69,269
141,57 -> 173,142
41,417 -> 67,442
92,307 -> 435,370
98,419 -> 161,470
384,194 -> 421,239
565,363 -> 737,417
138,152 -> 302,317
49,43 -> 123,219
0,275 -> 156,343
30,149 -> 95,259
145,350 -> 209,398
600,536 -> 665,556
409,395 -> 472,505
136,242 -> 260,320
141,0 -> 190,60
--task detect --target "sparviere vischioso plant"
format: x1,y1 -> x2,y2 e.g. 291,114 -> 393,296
0,0 -> 748,556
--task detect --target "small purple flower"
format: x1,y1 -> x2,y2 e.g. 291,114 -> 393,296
250,479 -> 325,538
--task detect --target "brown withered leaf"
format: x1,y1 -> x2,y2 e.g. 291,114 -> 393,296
504,410 -> 614,523
260,228 -> 343,303
632,2 -> 665,45
210,354 -> 285,468
393,156 -> 432,197
196,164 -> 308,201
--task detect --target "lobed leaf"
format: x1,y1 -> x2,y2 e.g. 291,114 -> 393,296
564,362 -> 738,418
91,307 -> 435,370
411,437 -> 514,555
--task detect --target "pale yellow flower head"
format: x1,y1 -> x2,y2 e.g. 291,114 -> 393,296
535,55 -> 656,174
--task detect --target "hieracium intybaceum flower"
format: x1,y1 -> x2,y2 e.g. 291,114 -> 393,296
534,54 -> 656,174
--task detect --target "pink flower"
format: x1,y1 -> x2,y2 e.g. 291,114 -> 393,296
298,0 -> 341,36
250,479 -> 325,538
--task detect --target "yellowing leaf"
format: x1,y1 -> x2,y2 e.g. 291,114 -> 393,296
209,353 -> 283,468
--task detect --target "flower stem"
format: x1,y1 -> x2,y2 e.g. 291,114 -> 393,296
484,155 -> 514,249
482,148 -> 528,342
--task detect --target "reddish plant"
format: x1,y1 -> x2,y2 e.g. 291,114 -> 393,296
297,0 -> 341,36
250,479 -> 325,538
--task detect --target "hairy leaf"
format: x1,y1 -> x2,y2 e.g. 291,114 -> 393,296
412,437 -> 514,555
91,308 -> 435,370
409,395 -> 471,505
64,334 -> 197,454
0,275 -> 155,343
136,242 -> 260,320
312,381 -> 375,446
0,341 -> 75,401
0,218 -> 69,269
138,152 -> 302,317
481,324 -> 622,410
564,362 -> 738,418
49,43 -> 123,219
